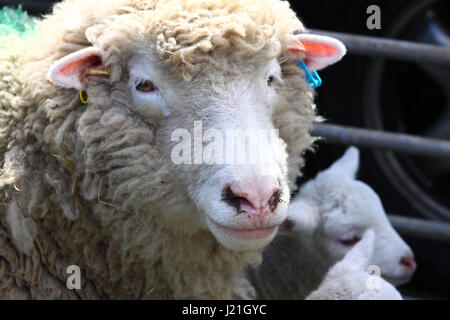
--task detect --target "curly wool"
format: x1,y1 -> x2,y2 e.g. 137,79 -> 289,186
0,0 -> 319,299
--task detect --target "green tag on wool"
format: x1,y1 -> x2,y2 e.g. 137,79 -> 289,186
0,5 -> 36,37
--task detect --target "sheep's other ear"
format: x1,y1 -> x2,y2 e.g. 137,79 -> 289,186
342,229 -> 375,271
281,196 -> 319,234
287,34 -> 346,71
325,146 -> 360,179
47,47 -> 106,90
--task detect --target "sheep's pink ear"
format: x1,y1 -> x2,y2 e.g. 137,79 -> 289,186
280,218 -> 295,232
288,34 -> 346,71
284,198 -> 320,234
47,47 -> 104,90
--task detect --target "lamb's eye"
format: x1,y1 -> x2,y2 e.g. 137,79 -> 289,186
136,79 -> 157,92
267,75 -> 274,86
339,234 -> 361,246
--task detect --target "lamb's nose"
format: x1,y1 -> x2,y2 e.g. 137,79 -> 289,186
400,256 -> 416,270
223,177 -> 281,214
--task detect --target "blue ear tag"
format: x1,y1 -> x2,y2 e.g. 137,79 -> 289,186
298,61 -> 322,89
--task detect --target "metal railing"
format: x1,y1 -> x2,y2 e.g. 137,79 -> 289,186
389,215 -> 450,243
309,30 -> 450,243
311,29 -> 450,66
312,123 -> 450,158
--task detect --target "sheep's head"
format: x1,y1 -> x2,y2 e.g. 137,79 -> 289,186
283,147 -> 416,285
43,0 -> 345,252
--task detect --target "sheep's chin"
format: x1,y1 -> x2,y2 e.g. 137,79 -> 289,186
205,217 -> 279,252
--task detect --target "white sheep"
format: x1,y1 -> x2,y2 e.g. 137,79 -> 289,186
245,147 -> 416,299
0,0 -> 346,299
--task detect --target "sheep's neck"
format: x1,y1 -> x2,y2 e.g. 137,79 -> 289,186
32,201 -> 256,299
154,228 -> 259,299
99,224 -> 259,299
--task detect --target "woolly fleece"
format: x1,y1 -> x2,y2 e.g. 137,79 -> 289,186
0,0 -> 319,299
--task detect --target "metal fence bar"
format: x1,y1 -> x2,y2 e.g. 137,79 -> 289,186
311,123 -> 450,158
310,29 -> 450,66
389,215 -> 450,243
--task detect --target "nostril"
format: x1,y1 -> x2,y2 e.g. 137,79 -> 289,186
400,257 -> 416,270
222,186 -> 256,213
268,189 -> 282,212
238,197 -> 256,213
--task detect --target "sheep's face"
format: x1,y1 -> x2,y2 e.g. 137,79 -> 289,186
121,35 -> 343,251
45,3 -> 346,252
131,53 -> 291,252
285,148 -> 416,286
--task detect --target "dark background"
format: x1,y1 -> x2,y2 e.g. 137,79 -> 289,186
1,0 -> 449,299
289,0 -> 450,299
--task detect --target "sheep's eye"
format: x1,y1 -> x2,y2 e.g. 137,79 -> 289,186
267,75 -> 274,86
136,79 -> 157,92
339,235 -> 361,246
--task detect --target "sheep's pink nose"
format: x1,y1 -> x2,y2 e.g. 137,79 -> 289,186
400,256 -> 416,270
224,177 -> 281,215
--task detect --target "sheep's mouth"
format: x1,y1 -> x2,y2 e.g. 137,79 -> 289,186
217,224 -> 277,241
208,217 -> 278,237
205,216 -> 279,248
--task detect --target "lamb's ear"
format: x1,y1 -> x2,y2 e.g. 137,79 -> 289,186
47,47 -> 105,90
287,34 -> 346,71
326,146 -> 360,179
342,229 -> 375,270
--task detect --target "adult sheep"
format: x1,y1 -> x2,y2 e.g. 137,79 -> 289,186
0,0 -> 346,299
244,147 -> 416,300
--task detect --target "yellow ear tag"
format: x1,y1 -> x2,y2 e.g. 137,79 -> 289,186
88,68 -> 110,76
80,90 -> 88,104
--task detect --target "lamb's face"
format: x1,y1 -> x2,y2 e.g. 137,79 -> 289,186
286,147 -> 416,285
315,179 -> 416,286
307,230 -> 403,300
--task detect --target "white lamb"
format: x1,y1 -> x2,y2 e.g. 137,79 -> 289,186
245,147 -> 416,299
307,229 -> 403,300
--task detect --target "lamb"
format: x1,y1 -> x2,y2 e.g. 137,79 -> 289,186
245,147 -> 416,299
306,229 -> 403,300
0,0 -> 346,299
